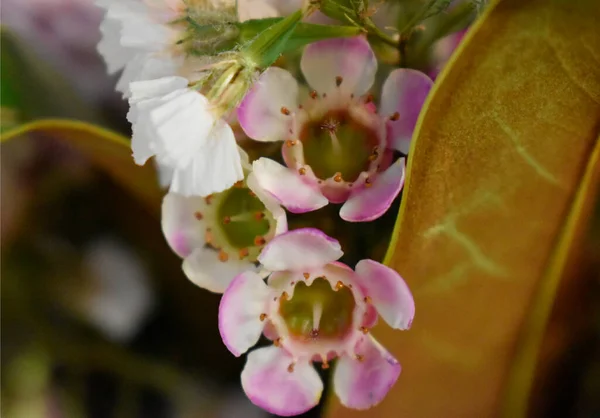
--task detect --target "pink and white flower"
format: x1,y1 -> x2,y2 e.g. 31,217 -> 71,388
128,76 -> 244,196
162,156 -> 287,293
237,36 -> 433,222
219,228 -> 414,415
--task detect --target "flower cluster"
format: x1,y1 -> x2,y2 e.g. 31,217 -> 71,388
95,0 -> 450,414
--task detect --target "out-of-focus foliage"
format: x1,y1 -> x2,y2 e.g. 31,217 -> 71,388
0,29 -> 98,131
1,120 -> 162,214
327,0 -> 600,417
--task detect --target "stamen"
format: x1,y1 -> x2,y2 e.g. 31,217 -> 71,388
355,354 -> 365,362
310,90 -> 318,99
218,250 -> 229,262
326,128 -> 342,154
389,111 -> 400,121
335,76 -> 343,87
274,337 -> 282,347
312,301 -> 323,331
280,106 -> 291,115
359,326 -> 369,334
365,177 -> 373,188
281,291 -> 289,300
204,195 -> 214,205
194,211 -> 203,220
234,180 -> 245,188
321,360 -> 330,369
259,313 -> 268,321
364,296 -> 372,304
287,363 -> 295,373
285,139 -> 297,147
298,167 -> 307,175
254,236 -> 266,246
335,281 -> 344,290
333,172 -> 343,182
303,272 -> 310,280
254,212 -> 265,220
238,248 -> 249,259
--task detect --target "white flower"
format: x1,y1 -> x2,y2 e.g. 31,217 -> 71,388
128,76 -> 244,196
95,0 -> 187,97
161,156 -> 287,293
83,238 -> 155,342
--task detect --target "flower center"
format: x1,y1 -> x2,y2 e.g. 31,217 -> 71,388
300,109 -> 380,182
216,187 -> 270,249
279,278 -> 356,342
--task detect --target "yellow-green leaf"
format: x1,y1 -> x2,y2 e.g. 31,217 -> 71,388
326,0 -> 600,417
1,120 -> 162,214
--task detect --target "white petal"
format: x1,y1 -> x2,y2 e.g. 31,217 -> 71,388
251,158 -> 328,213
183,248 -> 259,294
237,67 -> 298,142
242,346 -> 322,416
247,172 -> 288,235
334,335 -> 401,409
169,121 -> 244,196
354,259 -> 415,330
301,36 -> 377,96
219,271 -> 270,356
258,228 -> 343,272
161,192 -> 207,258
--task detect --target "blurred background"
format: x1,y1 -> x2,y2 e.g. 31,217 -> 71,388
1,1 -> 599,417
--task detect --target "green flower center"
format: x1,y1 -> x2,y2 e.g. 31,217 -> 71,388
300,110 -> 380,182
216,187 -> 271,249
279,278 -> 356,342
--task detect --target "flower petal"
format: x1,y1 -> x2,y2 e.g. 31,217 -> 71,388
380,69 -> 433,154
334,335 -> 401,410
169,121 -> 244,196
258,228 -> 342,271
237,67 -> 298,142
161,192 -> 207,258
242,346 -> 323,416
252,158 -> 328,213
183,248 -> 258,294
354,259 -> 414,330
301,36 -> 377,96
219,271 -> 270,356
340,158 -> 405,222
247,171 -> 288,235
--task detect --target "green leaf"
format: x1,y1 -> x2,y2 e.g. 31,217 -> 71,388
239,17 -> 363,65
241,10 -> 305,68
326,0 -> 600,416
1,120 -> 162,214
239,19 -> 362,53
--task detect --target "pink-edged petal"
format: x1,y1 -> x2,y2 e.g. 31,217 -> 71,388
182,248 -> 259,294
246,171 -> 288,235
219,271 -> 270,356
354,259 -> 414,330
301,36 -> 377,96
380,69 -> 433,154
161,192 -> 206,258
252,158 -> 328,214
340,158 -> 405,222
258,228 -> 342,272
237,67 -> 298,142
242,346 -> 322,416
333,335 -> 401,410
